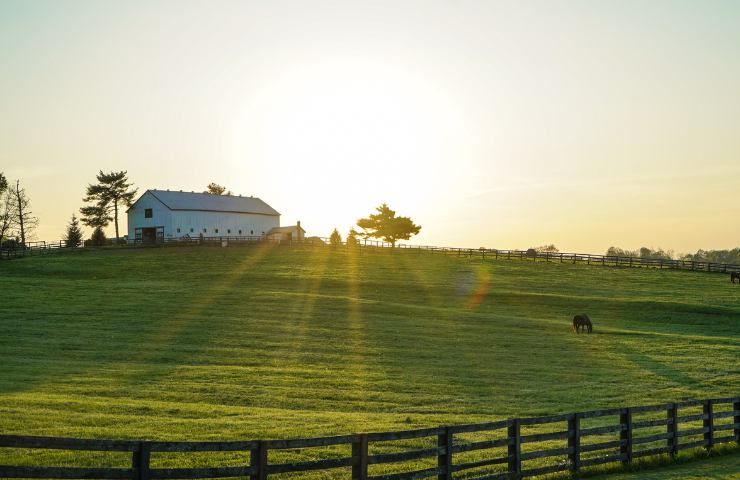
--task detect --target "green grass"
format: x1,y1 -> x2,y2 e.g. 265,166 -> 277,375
588,447 -> 740,479
0,244 -> 738,477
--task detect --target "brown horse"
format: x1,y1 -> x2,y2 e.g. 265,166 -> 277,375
731,272 -> 740,284
572,314 -> 593,333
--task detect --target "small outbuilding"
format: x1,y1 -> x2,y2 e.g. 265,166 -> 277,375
127,189 -> 283,243
267,222 -> 306,242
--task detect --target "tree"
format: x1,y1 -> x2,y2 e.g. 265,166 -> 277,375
10,180 -> 38,247
356,203 -> 421,247
606,246 -> 638,257
0,189 -> 15,244
205,183 -> 231,195
347,229 -> 359,247
81,171 -> 137,242
0,172 -> 7,196
533,244 -> 559,253
80,203 -> 112,231
63,214 -> 83,248
329,228 -> 342,246
90,226 -> 107,246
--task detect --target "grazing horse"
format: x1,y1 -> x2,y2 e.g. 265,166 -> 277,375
572,314 -> 593,333
731,272 -> 740,284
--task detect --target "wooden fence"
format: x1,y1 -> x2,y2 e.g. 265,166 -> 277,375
1,397 -> 737,479
389,245 -> 740,274
3,235 -> 740,275
0,240 -> 71,260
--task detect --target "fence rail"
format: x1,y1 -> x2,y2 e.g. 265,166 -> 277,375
3,235 -> 740,275
1,397 -> 737,479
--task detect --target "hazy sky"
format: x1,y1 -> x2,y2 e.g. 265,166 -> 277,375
2,0 -> 739,253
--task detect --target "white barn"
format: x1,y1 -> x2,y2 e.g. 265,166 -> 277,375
127,190 -> 301,244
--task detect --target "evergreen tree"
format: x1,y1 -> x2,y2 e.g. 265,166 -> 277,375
205,182 -> 231,195
329,228 -> 342,246
90,226 -> 107,246
356,204 -> 421,247
63,214 -> 83,248
81,171 -> 137,242
347,229 -> 359,247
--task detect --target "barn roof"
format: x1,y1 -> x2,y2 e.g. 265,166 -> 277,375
141,190 -> 280,216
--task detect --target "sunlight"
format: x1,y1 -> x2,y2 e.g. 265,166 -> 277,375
282,247 -> 331,364
123,243 -> 277,369
228,58 -> 472,234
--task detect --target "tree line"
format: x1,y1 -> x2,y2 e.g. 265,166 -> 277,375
607,245 -> 740,265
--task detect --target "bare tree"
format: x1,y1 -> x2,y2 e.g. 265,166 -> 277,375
0,189 -> 16,244
10,180 -> 38,247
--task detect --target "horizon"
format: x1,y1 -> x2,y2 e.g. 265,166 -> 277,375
2,1 -> 739,253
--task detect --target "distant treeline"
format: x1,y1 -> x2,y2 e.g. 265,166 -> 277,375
528,243 -> 740,264
606,246 -> 740,264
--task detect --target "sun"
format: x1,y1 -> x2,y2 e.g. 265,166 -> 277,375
226,58 -> 472,236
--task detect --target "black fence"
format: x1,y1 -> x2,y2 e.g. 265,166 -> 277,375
3,235 -> 740,275
1,397 -> 738,479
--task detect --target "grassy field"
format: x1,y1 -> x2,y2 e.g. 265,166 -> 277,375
589,448 -> 740,479
0,244 -> 738,476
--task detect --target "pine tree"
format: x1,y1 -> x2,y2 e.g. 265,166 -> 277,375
329,228 -> 342,246
90,226 -> 107,246
356,204 -> 421,247
205,183 -> 231,195
81,171 -> 137,243
63,214 -> 83,248
347,229 -> 359,247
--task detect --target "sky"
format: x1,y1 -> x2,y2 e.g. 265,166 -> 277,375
1,0 -> 739,253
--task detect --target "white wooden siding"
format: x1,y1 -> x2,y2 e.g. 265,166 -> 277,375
127,191 -> 280,241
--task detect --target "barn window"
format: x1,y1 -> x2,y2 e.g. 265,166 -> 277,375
215,228 -> 219,233
227,229 -> 231,234
203,228 -> 207,233
177,228 -> 181,233
190,228 -> 194,233
144,208 -> 152,218
238,230 -> 242,235
250,230 -> 254,235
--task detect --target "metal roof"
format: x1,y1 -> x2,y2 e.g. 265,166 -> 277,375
143,190 -> 280,216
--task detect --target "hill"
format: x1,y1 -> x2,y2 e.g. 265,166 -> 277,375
0,244 -> 738,475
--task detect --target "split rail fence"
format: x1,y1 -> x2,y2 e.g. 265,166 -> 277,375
1,397 -> 737,479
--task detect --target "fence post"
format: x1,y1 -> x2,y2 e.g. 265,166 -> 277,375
620,408 -> 632,465
568,413 -> 580,473
667,403 -> 678,456
437,427 -> 453,480
352,434 -> 368,480
703,400 -> 714,450
733,398 -> 740,443
132,442 -> 150,480
508,419 -> 521,478
250,441 -> 268,480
